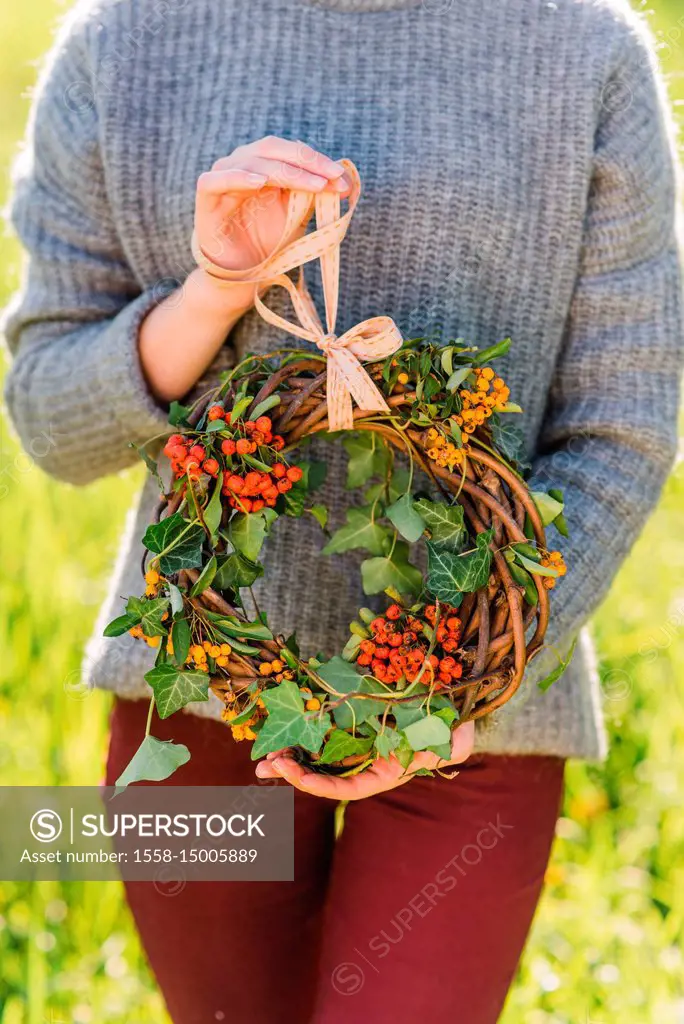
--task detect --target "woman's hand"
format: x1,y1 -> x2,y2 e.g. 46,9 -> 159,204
254,721 -> 475,801
194,136 -> 349,274
139,137 -> 348,403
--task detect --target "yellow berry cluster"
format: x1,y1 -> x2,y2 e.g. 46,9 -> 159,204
453,367 -> 510,434
540,550 -> 567,590
144,568 -> 161,597
425,426 -> 469,470
222,690 -> 267,741
258,659 -> 294,684
299,687 -> 322,712
188,641 -> 233,671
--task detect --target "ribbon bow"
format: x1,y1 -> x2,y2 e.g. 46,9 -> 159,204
192,160 -> 402,431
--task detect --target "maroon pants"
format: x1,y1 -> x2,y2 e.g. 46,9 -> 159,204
106,698 -> 564,1024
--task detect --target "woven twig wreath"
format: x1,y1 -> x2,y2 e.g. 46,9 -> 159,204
107,339 -> 568,785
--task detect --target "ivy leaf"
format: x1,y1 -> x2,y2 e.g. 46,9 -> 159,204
213,552 -> 263,591
317,657 -> 386,728
374,728 -> 403,762
361,542 -> 423,596
364,467 -> 411,504
319,730 -> 375,764
144,663 -> 210,718
402,715 -> 452,751
344,433 -> 389,488
322,506 -> 390,557
125,596 -> 170,637
115,736 -> 191,789
142,512 -> 205,575
426,529 -> 494,600
260,679 -> 304,715
228,511 -> 270,561
490,418 -> 530,469
386,493 -> 426,543
413,498 -> 466,551
250,687 -> 332,759
190,556 -> 218,595
104,612 -> 141,638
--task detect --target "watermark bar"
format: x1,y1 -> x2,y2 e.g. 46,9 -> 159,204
0,786 -> 293,882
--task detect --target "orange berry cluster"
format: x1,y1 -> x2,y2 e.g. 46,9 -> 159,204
453,366 -> 510,434
222,690 -> 268,741
162,413 -> 303,513
355,603 -> 464,690
540,550 -> 567,590
188,640 -> 233,671
222,462 -> 302,513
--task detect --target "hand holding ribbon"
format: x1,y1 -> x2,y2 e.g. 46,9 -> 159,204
192,160 -> 402,431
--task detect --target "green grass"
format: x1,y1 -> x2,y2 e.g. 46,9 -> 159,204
1,1 -> 683,1021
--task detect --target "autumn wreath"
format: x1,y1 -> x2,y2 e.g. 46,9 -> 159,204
106,162 -> 569,787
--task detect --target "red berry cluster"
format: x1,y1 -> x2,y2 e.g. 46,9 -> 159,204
162,412 -> 301,512
355,603 -> 463,690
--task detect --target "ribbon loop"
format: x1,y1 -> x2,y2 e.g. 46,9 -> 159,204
192,159 -> 403,432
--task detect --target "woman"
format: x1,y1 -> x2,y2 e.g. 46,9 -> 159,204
3,0 -> 681,1021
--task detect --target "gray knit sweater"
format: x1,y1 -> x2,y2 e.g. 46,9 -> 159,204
3,0 -> 682,760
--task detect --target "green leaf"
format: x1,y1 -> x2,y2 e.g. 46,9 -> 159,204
446,366 -> 473,393
251,394 -> 281,420
361,541 -> 423,596
516,552 -> 559,578
531,491 -> 564,527
317,656 -> 386,728
104,612 -> 140,638
403,714 -> 451,751
144,663 -> 210,718
190,556 -> 218,595
205,419 -> 226,433
230,395 -> 254,422
168,583 -> 185,617
260,679 -> 304,715
364,467 -> 411,504
125,596 -> 170,638
537,639 -> 577,693
205,615 -> 273,642
414,498 -> 467,551
170,617 -> 192,667
168,401 -> 191,427
131,443 -> 164,491
308,504 -> 328,529
496,402 -> 523,414
472,337 -> 511,364
344,433 -> 389,488
228,512 -> 269,562
213,552 -> 263,591
115,736 -> 191,789
319,730 -> 375,764
375,728 -> 403,762
490,419 -> 529,468
203,482 -> 223,543
426,529 -> 494,599
393,705 -> 428,729
142,513 -> 205,575
440,346 -> 455,376
322,506 -> 390,557
386,493 -> 426,543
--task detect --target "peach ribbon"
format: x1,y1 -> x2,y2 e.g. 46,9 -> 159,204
191,159 -> 402,431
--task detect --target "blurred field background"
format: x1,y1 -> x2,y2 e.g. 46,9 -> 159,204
0,1 -> 683,1021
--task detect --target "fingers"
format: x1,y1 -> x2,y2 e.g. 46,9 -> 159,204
196,168 -> 269,197
450,720 -> 475,763
212,136 -> 349,194
246,136 -> 346,183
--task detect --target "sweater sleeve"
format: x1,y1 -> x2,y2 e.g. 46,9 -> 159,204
525,20 -> 683,681
1,13 -> 174,486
